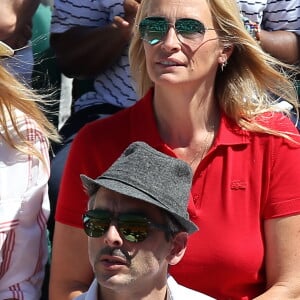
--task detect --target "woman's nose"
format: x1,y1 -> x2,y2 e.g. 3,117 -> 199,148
161,26 -> 181,51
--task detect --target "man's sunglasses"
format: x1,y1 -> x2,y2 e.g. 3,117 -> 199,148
139,16 -> 215,46
83,209 -> 172,243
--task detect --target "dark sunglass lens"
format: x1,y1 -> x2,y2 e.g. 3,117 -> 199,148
139,17 -> 168,45
83,210 -> 111,237
176,18 -> 205,36
83,218 -> 109,237
86,209 -> 111,219
118,215 -> 149,242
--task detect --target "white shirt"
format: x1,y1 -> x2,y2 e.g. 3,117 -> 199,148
0,110 -> 50,300
51,0 -> 137,112
74,275 -> 215,300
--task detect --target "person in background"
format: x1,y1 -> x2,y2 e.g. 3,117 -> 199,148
76,141 -> 214,300
49,0 -> 300,299
238,0 -> 300,128
237,0 -> 299,64
0,44 -> 59,299
0,0 -> 41,85
50,0 -> 138,111
31,0 -> 62,130
48,0 -> 140,232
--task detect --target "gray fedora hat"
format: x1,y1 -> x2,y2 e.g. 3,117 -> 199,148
80,141 -> 198,234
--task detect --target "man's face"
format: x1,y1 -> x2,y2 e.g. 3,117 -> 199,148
87,187 -> 176,295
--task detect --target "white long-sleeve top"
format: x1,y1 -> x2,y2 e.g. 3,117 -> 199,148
0,110 -> 50,300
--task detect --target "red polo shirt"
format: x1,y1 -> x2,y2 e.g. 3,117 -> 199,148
56,89 -> 300,299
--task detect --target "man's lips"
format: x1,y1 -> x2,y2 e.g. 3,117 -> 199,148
100,255 -> 129,267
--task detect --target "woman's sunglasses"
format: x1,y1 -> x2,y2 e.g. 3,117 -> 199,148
139,16 -> 215,46
83,209 -> 172,243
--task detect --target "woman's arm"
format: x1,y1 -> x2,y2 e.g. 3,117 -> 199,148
49,222 -> 94,300
254,215 -> 300,299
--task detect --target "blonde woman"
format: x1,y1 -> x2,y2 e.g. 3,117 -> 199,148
49,0 -> 300,299
0,44 -> 59,300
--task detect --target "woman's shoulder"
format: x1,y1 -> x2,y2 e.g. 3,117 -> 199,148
220,111 -> 300,148
255,112 -> 300,141
256,111 -> 298,130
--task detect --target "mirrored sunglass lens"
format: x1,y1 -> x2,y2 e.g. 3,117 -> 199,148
83,211 -> 151,242
118,215 -> 149,242
176,18 -> 206,39
139,17 -> 168,45
84,218 -> 110,237
83,210 -> 111,237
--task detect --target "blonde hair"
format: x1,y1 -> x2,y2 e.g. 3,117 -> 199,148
129,0 -> 299,138
0,62 -> 60,165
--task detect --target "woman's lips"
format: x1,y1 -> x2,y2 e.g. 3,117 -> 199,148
158,58 -> 185,67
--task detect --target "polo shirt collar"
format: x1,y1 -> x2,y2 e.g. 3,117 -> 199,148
214,112 -> 251,147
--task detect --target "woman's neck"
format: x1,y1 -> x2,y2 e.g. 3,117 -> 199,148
153,85 -> 220,148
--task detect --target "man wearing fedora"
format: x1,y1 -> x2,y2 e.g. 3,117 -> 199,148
75,141 -> 214,300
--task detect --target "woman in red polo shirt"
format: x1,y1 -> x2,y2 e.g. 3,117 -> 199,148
49,0 -> 300,299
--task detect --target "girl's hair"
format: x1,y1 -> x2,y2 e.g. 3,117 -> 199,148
129,0 -> 299,138
0,62 -> 60,164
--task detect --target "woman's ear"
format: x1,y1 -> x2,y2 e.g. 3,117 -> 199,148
167,232 -> 188,266
217,44 -> 234,69
223,43 -> 234,55
219,42 -> 234,59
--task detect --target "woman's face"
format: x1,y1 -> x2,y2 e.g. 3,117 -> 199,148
141,0 -> 225,89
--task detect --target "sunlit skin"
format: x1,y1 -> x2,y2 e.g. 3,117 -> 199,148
143,0 -> 226,92
88,187 -> 187,300
139,0 -> 233,163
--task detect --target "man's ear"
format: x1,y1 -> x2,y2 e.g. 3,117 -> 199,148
167,232 -> 188,266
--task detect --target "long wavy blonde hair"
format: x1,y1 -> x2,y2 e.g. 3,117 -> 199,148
0,62 -> 60,165
129,0 -> 299,137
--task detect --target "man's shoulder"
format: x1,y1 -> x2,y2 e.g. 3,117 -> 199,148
167,276 -> 215,299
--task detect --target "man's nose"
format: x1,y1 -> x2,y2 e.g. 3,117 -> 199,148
103,223 -> 123,247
